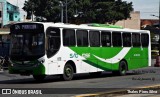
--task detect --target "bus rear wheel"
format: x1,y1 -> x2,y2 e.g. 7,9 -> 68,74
112,61 -> 127,76
118,61 -> 127,76
33,75 -> 46,81
61,63 -> 74,81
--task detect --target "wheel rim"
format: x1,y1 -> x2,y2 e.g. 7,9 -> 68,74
121,62 -> 126,74
121,68 -> 126,74
65,67 -> 72,77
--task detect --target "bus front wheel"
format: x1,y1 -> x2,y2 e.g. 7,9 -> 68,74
33,75 -> 46,81
61,63 -> 74,81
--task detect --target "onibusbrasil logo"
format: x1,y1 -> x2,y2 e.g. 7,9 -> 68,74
1,89 -> 42,95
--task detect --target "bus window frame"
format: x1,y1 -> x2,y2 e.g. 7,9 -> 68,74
122,32 -> 131,47
76,29 -> 89,47
112,31 -> 122,47
63,28 -> 76,47
101,31 -> 111,47
89,30 -> 100,47
132,33 -> 141,47
141,33 -> 149,47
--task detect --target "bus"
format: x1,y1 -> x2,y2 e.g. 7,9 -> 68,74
9,22 -> 151,81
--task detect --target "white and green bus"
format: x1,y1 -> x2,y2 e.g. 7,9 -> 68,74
9,22 -> 151,81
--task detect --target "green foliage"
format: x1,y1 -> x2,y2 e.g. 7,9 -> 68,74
23,0 -> 133,24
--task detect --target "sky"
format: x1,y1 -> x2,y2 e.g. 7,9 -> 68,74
123,0 -> 159,19
7,0 -> 160,20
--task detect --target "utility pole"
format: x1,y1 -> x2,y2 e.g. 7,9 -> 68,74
31,3 -> 34,21
59,1 -> 63,23
65,0 -> 68,23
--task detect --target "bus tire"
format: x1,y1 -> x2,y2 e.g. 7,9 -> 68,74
62,63 -> 74,81
118,61 -> 127,76
33,75 -> 46,81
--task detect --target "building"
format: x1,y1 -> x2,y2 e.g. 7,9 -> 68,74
141,19 -> 160,50
115,11 -> 140,30
0,0 -> 20,28
141,19 -> 159,28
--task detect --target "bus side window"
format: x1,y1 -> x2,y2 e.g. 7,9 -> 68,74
76,30 -> 88,47
101,31 -> 111,47
132,33 -> 141,47
112,32 -> 122,47
89,31 -> 100,47
63,29 -> 76,46
141,34 -> 149,47
123,33 -> 131,47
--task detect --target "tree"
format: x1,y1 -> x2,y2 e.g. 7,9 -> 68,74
23,0 -> 61,22
23,0 -> 133,24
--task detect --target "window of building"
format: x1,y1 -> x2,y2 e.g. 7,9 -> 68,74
112,32 -> 122,47
123,33 -> 131,47
101,31 -> 111,47
141,33 -> 149,47
63,29 -> 76,46
76,30 -> 88,47
89,31 -> 100,47
132,33 -> 141,47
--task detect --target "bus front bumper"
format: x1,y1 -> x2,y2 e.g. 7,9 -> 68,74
9,64 -> 45,75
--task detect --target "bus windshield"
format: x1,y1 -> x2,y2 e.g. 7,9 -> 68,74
10,32 -> 45,61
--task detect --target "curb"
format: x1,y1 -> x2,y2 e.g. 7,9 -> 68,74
74,84 -> 160,97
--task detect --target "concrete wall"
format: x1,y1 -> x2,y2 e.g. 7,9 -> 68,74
115,11 -> 140,30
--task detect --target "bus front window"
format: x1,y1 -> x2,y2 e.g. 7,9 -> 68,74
10,32 -> 45,61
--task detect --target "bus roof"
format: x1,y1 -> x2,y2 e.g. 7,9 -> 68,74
12,22 -> 150,34
88,23 -> 123,29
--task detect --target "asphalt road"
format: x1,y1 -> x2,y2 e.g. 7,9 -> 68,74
0,58 -> 159,97
0,65 -> 160,97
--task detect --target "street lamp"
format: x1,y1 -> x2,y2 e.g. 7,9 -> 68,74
65,0 -> 77,23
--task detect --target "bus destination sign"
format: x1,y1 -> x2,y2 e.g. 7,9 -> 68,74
14,24 -> 38,30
